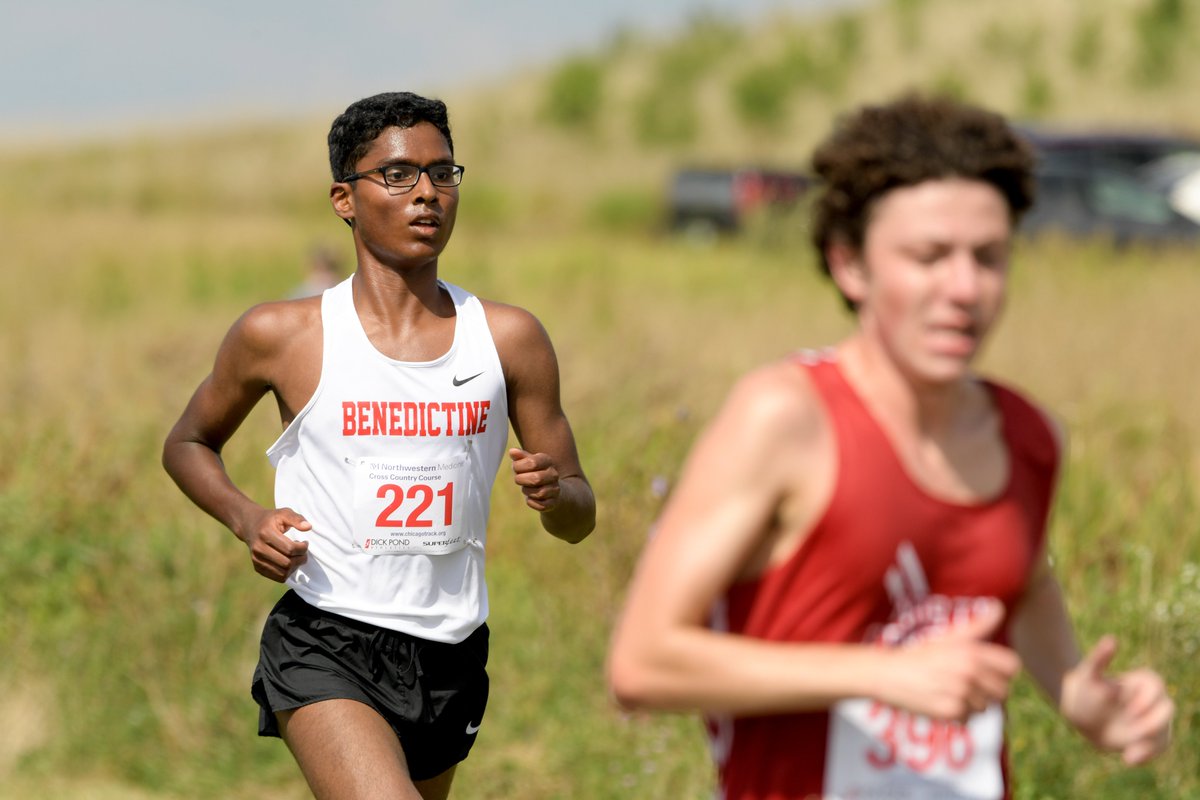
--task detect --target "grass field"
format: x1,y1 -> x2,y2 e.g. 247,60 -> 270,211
3,212 -> 1198,798
3,1 -> 1199,797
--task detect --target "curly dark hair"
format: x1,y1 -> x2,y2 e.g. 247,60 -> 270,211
327,92 -> 454,182
810,94 -> 1036,307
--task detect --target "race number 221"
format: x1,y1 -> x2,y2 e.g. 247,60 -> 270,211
374,482 -> 454,529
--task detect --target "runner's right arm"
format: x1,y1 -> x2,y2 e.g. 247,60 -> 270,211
162,302 -> 312,582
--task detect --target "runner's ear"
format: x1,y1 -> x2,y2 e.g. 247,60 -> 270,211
827,241 -> 868,306
331,181 -> 355,227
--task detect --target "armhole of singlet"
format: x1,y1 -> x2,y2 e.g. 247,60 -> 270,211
730,355 -> 842,583
265,284 -> 337,461
987,380 -> 1064,488
470,292 -> 514,401
789,355 -> 843,545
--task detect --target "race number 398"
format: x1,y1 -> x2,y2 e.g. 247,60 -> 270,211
863,701 -> 974,772
825,699 -> 1004,800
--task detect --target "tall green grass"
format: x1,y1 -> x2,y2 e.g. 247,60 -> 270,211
4,193 -> 1198,797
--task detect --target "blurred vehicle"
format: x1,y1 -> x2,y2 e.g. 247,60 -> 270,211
668,167 -> 811,238
1021,158 -> 1200,246
1018,126 -> 1200,171
1016,124 -> 1200,246
1140,152 -> 1200,226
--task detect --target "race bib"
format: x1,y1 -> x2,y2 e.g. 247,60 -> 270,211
824,699 -> 1004,800
351,454 -> 471,555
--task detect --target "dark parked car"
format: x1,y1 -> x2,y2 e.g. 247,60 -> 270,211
1015,125 -> 1200,245
1018,126 -> 1200,171
1022,159 -> 1200,246
668,167 -> 811,237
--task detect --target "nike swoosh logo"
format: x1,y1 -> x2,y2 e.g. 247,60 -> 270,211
465,721 -> 482,735
453,372 -> 484,387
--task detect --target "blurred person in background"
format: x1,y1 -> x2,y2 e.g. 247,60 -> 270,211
163,91 -> 595,800
289,244 -> 345,299
607,94 -> 1173,800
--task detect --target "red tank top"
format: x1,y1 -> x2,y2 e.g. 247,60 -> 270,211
708,352 -> 1060,800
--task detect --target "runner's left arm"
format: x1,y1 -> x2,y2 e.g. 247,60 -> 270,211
1010,554 -> 1173,764
1008,554 -> 1078,707
487,302 -> 595,543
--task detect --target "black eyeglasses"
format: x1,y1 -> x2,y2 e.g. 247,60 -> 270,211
340,163 -> 465,190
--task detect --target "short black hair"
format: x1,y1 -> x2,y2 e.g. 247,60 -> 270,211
327,92 -> 454,181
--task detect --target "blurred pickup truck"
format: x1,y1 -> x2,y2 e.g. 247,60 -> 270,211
668,167 -> 811,237
1018,126 -> 1200,171
1022,158 -> 1200,246
1017,126 -> 1200,245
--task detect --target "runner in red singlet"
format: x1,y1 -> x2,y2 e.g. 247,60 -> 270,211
607,94 -> 1173,800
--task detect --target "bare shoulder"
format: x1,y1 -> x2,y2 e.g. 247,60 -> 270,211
214,297 -> 323,403
648,357 -> 834,587
696,358 -> 835,578
715,358 -> 828,449
479,300 -> 557,383
229,296 -> 322,358
685,357 -> 833,497
479,299 -> 548,347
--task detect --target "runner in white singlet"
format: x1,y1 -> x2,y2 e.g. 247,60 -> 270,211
164,92 -> 595,800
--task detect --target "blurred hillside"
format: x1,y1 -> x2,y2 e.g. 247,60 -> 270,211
4,0 -> 1198,242
436,0 -> 1200,230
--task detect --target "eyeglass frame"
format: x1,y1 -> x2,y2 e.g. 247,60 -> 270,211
339,162 -> 465,191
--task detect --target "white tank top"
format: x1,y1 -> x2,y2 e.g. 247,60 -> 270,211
266,276 -> 509,643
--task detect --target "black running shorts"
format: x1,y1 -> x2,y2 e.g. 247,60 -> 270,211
251,590 -> 489,780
